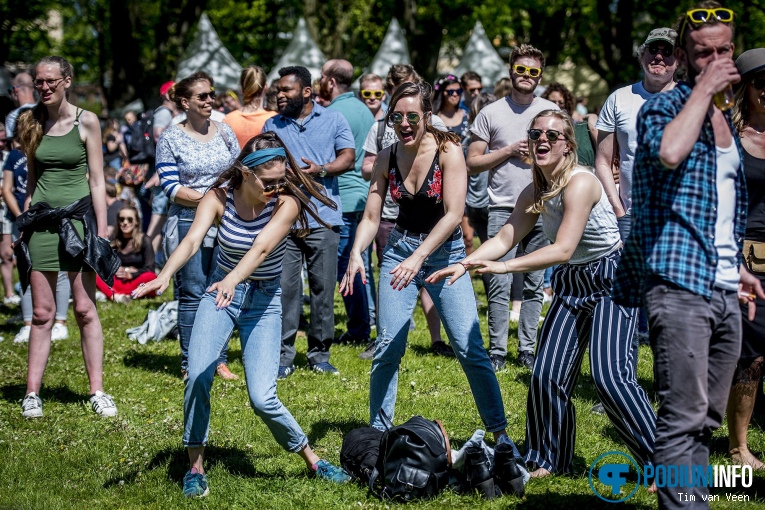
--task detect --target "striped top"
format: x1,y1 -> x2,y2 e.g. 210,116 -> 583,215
541,167 -> 621,265
216,191 -> 286,280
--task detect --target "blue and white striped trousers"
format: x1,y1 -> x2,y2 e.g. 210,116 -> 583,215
523,249 -> 656,473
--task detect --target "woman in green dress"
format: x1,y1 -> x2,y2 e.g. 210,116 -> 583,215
15,56 -> 117,418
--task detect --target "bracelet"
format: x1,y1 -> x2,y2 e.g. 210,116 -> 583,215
459,261 -> 470,271
503,260 -> 510,273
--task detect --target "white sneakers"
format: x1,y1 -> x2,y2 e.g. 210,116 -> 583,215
51,323 -> 69,341
3,294 -> 21,306
90,391 -> 118,417
21,392 -> 43,418
13,324 -> 68,343
21,391 -> 118,418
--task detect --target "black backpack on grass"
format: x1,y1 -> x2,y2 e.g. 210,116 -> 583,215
340,427 -> 383,484
368,412 -> 452,501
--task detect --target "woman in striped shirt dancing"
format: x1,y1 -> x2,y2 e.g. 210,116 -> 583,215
133,132 -> 349,497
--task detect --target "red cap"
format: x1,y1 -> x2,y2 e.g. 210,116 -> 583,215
159,81 -> 175,97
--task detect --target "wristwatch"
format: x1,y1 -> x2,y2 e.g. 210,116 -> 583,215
319,165 -> 327,178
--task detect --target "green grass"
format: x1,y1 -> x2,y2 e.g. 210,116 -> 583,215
1,272 -> 764,509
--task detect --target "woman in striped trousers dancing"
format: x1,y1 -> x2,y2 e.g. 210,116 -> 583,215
428,110 -> 655,477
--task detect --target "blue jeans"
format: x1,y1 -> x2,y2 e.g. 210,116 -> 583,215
370,228 -> 507,432
338,212 -> 371,339
183,267 -> 309,452
172,205 -> 228,371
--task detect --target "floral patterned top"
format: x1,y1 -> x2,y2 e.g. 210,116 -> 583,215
387,143 -> 446,234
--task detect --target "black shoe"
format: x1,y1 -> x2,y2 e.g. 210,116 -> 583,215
494,443 -> 525,498
431,340 -> 456,357
516,351 -> 535,370
358,341 -> 376,360
462,446 -> 497,500
489,354 -> 507,372
335,331 -> 369,345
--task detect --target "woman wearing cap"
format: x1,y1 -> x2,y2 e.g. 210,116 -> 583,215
223,66 -> 276,148
133,133 -> 350,498
728,47 -> 765,470
155,71 -> 240,380
429,110 -> 656,477
341,82 -> 509,440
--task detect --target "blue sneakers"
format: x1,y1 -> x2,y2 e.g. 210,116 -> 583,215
182,470 -> 209,498
314,459 -> 351,483
277,364 -> 295,380
310,362 -> 339,375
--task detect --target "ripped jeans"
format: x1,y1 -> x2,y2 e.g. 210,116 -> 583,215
369,228 -> 507,432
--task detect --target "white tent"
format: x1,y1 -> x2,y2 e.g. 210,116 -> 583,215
454,22 -> 507,86
176,13 -> 242,92
364,18 -> 410,80
267,18 -> 327,83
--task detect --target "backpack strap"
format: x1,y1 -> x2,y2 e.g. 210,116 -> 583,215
377,408 -> 394,431
434,419 -> 452,467
213,120 -> 232,152
376,119 -> 385,153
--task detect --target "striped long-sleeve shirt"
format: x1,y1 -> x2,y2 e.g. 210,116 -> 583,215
155,123 -> 239,202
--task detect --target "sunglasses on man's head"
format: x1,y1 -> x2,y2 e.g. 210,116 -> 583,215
528,129 -> 565,143
361,89 -> 384,99
647,43 -> 673,57
444,89 -> 463,96
118,216 -> 135,224
512,65 -> 542,78
678,8 -> 734,46
387,112 -> 422,126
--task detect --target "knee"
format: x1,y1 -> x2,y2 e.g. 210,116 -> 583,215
32,306 -> 55,326
73,300 -> 98,325
249,388 -> 279,415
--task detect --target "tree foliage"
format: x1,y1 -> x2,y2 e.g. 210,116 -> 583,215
3,0 -> 765,111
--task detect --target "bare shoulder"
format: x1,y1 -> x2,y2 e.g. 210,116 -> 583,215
77,109 -> 99,128
566,169 -> 601,202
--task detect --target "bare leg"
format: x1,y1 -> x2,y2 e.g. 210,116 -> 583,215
530,467 -> 551,478
727,357 -> 765,469
26,271 -> 58,394
0,233 -> 14,298
69,271 -> 104,394
420,288 -> 442,344
188,446 -> 204,474
297,443 -> 321,468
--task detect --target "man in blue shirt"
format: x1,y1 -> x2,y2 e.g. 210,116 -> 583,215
613,6 -> 763,508
263,66 -> 355,378
319,59 -> 376,346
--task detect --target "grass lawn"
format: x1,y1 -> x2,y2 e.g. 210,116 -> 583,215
1,271 -> 765,509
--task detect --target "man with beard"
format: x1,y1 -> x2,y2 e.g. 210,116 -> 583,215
263,66 -> 355,378
466,45 -> 558,372
318,59 -> 375,346
613,4 -> 764,508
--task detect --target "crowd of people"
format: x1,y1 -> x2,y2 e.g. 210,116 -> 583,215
2,2 -> 765,507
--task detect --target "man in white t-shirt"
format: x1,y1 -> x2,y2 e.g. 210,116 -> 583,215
467,45 -> 558,372
595,27 -> 678,238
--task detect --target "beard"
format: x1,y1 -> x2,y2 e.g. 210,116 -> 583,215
280,95 -> 305,118
512,78 -> 536,94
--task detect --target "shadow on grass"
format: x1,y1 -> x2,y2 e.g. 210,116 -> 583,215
0,383 -> 88,404
306,418 -> 369,445
104,445 -> 290,489
123,350 -> 182,378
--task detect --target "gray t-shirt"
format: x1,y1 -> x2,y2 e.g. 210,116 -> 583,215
153,106 -> 174,132
470,96 -> 558,208
362,114 -> 448,220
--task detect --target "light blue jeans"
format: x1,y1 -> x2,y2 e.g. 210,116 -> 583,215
183,266 -> 308,452
370,228 -> 507,432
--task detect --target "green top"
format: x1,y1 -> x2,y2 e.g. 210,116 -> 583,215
574,121 -> 595,168
28,110 -> 91,271
327,92 -> 375,213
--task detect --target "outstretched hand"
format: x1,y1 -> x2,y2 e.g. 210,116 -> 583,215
425,263 -> 467,286
471,260 -> 510,275
339,251 -> 366,296
131,277 -> 169,299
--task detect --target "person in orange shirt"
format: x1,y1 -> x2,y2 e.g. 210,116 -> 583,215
224,66 -> 277,148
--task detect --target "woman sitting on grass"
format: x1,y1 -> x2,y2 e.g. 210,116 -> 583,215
96,204 -> 156,303
132,132 -> 350,498
428,110 -> 656,477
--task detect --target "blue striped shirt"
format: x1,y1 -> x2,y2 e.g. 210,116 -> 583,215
216,191 -> 286,280
612,81 -> 748,307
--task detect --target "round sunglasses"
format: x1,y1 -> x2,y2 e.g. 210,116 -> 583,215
528,129 -> 566,143
387,112 -> 422,127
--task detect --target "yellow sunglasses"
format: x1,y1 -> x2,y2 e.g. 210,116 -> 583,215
512,64 -> 542,78
678,8 -> 734,44
361,89 -> 384,99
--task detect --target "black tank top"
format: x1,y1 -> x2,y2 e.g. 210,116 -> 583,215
744,148 -> 765,242
388,144 -> 444,234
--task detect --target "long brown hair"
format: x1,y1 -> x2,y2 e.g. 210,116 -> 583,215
111,205 -> 145,253
385,81 -> 461,153
210,132 -> 336,237
16,56 -> 75,161
526,110 -> 579,214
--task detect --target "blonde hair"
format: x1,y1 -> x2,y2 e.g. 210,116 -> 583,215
16,56 -> 75,161
240,66 -> 267,107
526,110 -> 579,214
